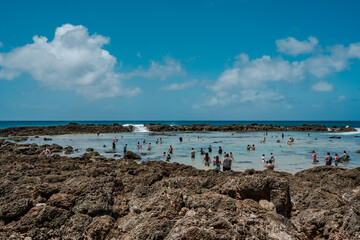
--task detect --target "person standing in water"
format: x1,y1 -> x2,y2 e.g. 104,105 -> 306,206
312,151 -> 318,163
223,153 -> 232,171
203,152 -> 211,166
208,145 -> 212,153
137,142 -> 140,149
179,137 -> 183,142
113,137 -> 118,143
325,152 -> 333,165
190,148 -> 196,159
123,144 -> 127,155
169,145 -> 173,154
218,146 -> 223,155
148,143 -> 151,151
229,152 -> 234,161
270,153 -> 275,162
160,138 -> 162,144
112,142 -> 116,149
214,155 -> 221,170
334,153 -> 340,166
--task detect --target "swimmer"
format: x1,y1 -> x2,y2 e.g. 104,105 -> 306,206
137,142 -> 140,149
199,148 -> 205,155
113,137 -> 118,143
162,152 -> 166,156
112,142 -> 116,149
97,132 -> 100,136
261,154 -> 265,163
160,138 -> 162,144
208,145 -> 212,153
218,146 -> 223,155
143,139 -> 146,144
166,154 -> 171,161
252,144 -> 255,150
247,145 -> 251,150
148,143 -> 151,151
156,139 -> 159,144
179,137 -> 183,142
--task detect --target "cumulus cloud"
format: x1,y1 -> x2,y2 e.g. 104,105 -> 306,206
311,81 -> 334,92
0,24 -> 142,99
160,80 -> 197,90
0,24 -> 185,100
276,36 -> 318,56
124,57 -> 185,80
212,54 -> 304,92
208,37 -> 360,107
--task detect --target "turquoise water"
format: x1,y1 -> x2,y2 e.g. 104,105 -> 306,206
19,129 -> 360,174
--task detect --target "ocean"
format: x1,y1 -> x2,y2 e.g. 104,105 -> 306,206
1,120 -> 360,129
2,120 -> 359,174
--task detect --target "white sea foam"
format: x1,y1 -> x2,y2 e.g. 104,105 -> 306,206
329,128 -> 360,135
123,124 -> 150,132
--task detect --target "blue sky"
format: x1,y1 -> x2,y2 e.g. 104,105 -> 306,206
1,0 -> 360,120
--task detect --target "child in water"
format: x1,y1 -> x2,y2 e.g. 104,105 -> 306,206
262,154 -> 265,163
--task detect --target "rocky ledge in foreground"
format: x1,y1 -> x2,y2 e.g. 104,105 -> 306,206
0,123 -> 357,137
0,144 -> 359,239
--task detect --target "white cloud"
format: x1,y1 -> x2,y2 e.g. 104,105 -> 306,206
0,42 -> 3,48
276,36 -> 318,56
239,90 -> 284,103
335,95 -> 346,103
160,80 -> 197,90
0,24 -> 142,99
207,37 -> 360,107
123,57 -> 185,80
212,54 -> 304,92
348,43 -> 360,58
311,81 -> 334,92
136,52 -> 142,59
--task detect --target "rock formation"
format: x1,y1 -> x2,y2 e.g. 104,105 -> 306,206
0,140 -> 359,239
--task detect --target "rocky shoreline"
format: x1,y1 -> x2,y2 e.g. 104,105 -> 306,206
0,140 -> 359,239
0,123 -> 356,137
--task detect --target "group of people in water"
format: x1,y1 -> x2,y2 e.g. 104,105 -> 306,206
312,150 -> 350,166
99,132 -> 353,171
